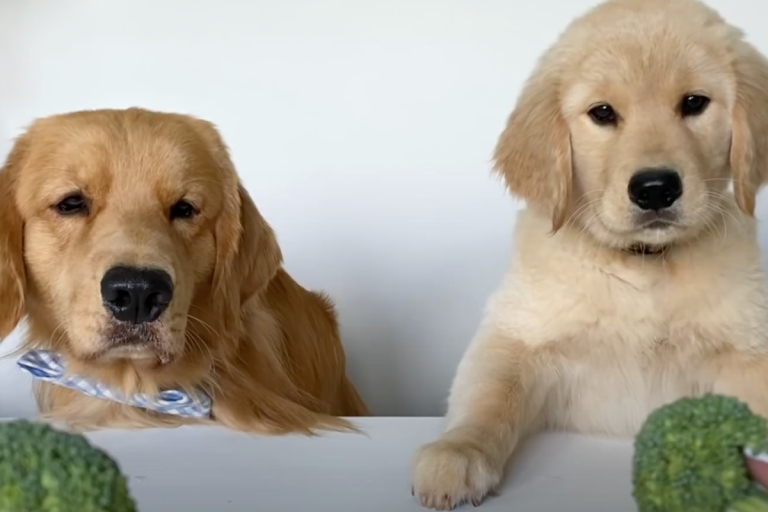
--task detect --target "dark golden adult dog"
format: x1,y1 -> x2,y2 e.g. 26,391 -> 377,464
0,107 -> 368,433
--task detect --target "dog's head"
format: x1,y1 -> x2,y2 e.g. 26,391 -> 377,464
0,108 -> 281,377
494,0 -> 768,251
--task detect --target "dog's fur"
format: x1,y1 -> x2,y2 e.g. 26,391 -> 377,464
0,108 -> 368,434
412,0 -> 768,508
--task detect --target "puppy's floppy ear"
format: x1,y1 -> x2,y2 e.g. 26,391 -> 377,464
493,55 -> 573,231
0,136 -> 28,339
730,40 -> 768,216
185,117 -> 282,339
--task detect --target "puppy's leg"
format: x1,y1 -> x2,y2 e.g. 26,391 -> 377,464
412,330 -> 552,510
712,352 -> 768,418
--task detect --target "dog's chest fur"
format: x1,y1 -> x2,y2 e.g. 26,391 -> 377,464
488,210 -> 768,436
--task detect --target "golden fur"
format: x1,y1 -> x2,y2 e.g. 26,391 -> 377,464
0,107 -> 368,434
412,0 -> 768,508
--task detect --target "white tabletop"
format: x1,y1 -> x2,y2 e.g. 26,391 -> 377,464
77,418 -> 637,512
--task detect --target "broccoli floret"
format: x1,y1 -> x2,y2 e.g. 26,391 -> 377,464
633,394 -> 768,512
0,420 -> 137,512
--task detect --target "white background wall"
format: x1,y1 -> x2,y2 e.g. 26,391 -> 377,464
1,0 -> 767,418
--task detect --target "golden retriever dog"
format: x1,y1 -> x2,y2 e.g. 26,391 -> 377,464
412,0 -> 768,508
0,107 -> 368,434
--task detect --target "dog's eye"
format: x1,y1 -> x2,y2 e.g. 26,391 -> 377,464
680,95 -> 710,117
170,200 -> 197,221
588,104 -> 617,125
55,194 -> 88,216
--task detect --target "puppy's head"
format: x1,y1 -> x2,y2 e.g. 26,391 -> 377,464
0,108 -> 280,376
494,0 -> 768,251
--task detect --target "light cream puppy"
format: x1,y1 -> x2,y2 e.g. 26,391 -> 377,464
412,0 -> 768,509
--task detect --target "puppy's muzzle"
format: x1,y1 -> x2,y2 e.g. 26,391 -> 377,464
100,266 -> 174,327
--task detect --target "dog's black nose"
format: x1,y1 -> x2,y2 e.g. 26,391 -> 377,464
628,168 -> 683,211
101,266 -> 174,325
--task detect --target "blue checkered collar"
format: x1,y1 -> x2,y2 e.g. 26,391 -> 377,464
17,350 -> 212,419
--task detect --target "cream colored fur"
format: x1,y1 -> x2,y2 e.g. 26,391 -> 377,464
412,0 -> 768,509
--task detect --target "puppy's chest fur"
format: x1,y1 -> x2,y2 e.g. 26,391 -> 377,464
490,212 -> 768,436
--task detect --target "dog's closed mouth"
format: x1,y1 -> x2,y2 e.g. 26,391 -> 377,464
91,347 -> 175,369
96,322 -> 175,366
106,323 -> 161,348
104,345 -> 161,361
644,220 -> 674,230
636,210 -> 679,231
625,243 -> 669,256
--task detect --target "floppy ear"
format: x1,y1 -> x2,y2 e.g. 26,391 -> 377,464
185,117 -> 282,339
493,57 -> 573,231
215,183 -> 283,299
0,137 -> 27,339
730,41 -> 768,216
213,184 -> 283,339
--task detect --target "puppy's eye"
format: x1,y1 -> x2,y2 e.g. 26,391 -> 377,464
170,200 -> 197,221
588,104 -> 617,125
55,194 -> 88,216
680,95 -> 710,117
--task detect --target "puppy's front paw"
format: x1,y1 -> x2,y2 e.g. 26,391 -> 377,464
412,439 -> 503,510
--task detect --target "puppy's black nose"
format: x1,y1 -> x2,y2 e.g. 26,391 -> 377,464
101,266 -> 174,325
628,168 -> 683,211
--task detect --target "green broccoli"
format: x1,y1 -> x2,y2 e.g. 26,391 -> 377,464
633,394 -> 768,512
0,420 -> 137,512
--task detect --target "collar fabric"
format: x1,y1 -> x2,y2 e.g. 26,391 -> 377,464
17,349 -> 212,419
